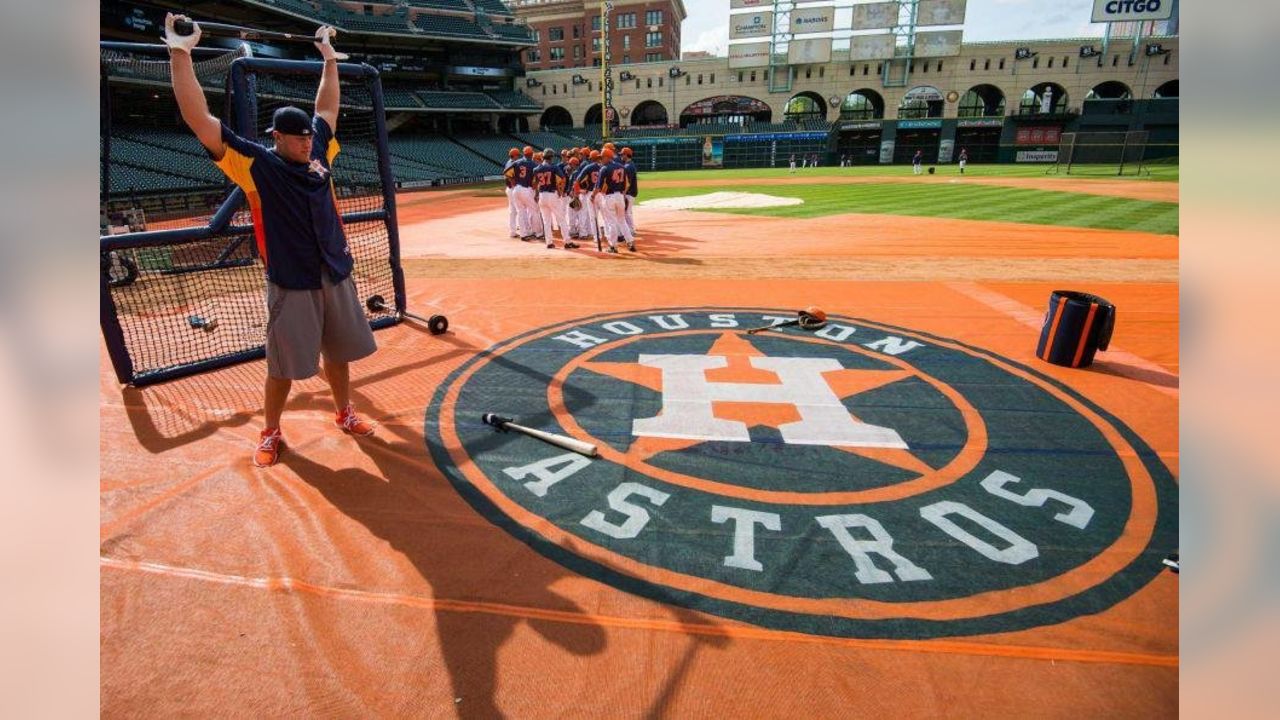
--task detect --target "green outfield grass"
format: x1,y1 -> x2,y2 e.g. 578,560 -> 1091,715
651,163 -> 1180,183
639,179 -> 1178,235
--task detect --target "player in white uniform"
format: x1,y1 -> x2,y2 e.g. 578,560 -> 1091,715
501,148 -> 519,237
532,149 -> 576,249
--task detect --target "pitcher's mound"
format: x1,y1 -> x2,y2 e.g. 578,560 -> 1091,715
641,191 -> 804,210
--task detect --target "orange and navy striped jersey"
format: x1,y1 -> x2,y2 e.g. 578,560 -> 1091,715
595,161 -> 630,194
532,163 -> 566,194
211,116 -> 351,290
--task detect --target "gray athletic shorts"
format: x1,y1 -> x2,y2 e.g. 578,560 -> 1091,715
265,274 -> 377,380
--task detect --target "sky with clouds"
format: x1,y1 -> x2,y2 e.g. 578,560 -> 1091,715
681,0 -> 1107,57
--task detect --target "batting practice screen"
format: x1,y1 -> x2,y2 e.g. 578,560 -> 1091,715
100,54 -> 406,386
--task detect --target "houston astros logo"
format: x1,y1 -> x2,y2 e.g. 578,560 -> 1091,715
425,309 -> 1178,639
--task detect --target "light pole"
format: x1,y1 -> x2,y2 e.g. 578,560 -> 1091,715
668,66 -> 683,128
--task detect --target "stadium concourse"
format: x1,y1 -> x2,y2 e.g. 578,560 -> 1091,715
102,163 -> 1179,716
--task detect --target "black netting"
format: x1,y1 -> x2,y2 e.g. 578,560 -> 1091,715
1060,131 -> 1149,176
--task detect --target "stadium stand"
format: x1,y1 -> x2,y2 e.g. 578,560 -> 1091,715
510,131 -> 577,151
412,13 -> 490,39
331,8 -> 413,35
416,91 -> 501,109
407,0 -> 471,11
388,136 -> 503,176
247,0 -> 337,23
472,0 -> 514,15
383,88 -> 426,109
487,23 -> 534,41
454,135 -> 531,166
485,89 -> 540,109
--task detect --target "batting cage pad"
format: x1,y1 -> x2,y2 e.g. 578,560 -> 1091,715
100,55 -> 406,386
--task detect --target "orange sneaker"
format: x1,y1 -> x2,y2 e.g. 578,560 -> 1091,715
253,428 -> 284,467
335,404 -> 375,436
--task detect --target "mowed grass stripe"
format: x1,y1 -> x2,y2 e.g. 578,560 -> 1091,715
652,163 -> 1179,183
639,183 -> 1179,235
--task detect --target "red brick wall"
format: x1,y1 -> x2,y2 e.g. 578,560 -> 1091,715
521,1 -> 681,71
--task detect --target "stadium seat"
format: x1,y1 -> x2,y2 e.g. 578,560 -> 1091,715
416,91 -> 501,109
412,13 -> 489,39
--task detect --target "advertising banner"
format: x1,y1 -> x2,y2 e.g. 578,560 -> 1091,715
899,119 -> 943,130
1016,150 -> 1059,162
701,136 -> 724,168
879,139 -> 895,164
938,138 -> 955,163
1015,126 -> 1062,145
730,11 -> 774,39
840,120 -> 883,131
730,0 -> 770,8
791,6 -> 835,34
1091,0 -> 1173,23
851,2 -> 899,31
848,34 -> 896,60
788,37 -> 833,65
728,42 -> 772,68
914,30 -> 964,56
917,0 -> 968,27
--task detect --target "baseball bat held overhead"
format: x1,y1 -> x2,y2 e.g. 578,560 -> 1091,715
174,18 -> 327,44
482,413 -> 598,457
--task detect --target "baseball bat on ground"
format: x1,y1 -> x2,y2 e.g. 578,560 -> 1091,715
482,413 -> 598,457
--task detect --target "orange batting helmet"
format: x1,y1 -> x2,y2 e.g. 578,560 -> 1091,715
508,148 -> 520,158
522,145 -> 534,156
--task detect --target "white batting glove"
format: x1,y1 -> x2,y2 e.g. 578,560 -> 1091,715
314,26 -> 349,61
161,13 -> 201,54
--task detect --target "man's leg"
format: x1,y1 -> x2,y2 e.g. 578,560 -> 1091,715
321,360 -> 350,411
264,376 -> 292,429
506,188 -> 518,237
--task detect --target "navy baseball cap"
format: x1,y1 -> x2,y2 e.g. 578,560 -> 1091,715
266,106 -> 313,136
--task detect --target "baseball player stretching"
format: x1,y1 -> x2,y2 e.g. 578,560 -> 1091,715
592,148 -> 634,253
533,149 -> 576,249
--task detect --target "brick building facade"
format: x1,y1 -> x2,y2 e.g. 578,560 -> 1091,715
510,0 -> 686,71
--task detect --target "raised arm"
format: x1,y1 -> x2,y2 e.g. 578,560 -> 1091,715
313,26 -> 348,132
163,14 -> 224,159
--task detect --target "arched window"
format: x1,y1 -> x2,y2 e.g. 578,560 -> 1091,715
630,100 -> 669,126
957,84 -> 1005,117
1152,80 -> 1179,98
1019,83 -> 1068,115
840,89 -> 885,120
898,86 -> 944,119
540,106 -> 573,128
784,91 -> 827,121
1086,81 -> 1133,100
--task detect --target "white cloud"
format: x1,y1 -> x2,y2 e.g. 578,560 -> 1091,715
684,24 -> 729,56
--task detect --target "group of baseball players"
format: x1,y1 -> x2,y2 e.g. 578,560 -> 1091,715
502,143 -> 639,253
